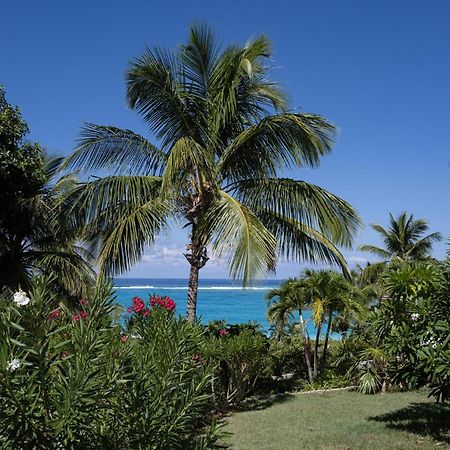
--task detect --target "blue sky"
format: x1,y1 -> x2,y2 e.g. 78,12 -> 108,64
2,0 -> 449,279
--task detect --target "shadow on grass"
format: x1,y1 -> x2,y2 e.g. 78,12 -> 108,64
368,401 -> 450,444
238,392 -> 295,411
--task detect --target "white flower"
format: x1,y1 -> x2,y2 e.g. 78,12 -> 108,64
7,358 -> 20,372
13,290 -> 30,306
410,313 -> 419,321
432,342 -> 438,349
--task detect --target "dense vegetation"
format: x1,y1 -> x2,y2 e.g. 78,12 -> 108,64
0,24 -> 449,450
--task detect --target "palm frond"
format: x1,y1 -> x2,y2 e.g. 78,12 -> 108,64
358,245 -> 391,259
126,47 -> 201,149
180,22 -> 220,98
218,114 -> 334,181
161,137 -> 215,194
96,200 -> 170,275
200,191 -> 276,284
255,210 -> 351,277
63,124 -> 167,175
230,178 -> 360,248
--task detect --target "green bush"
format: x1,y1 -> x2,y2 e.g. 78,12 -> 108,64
204,328 -> 269,407
0,277 -> 221,449
268,335 -> 306,377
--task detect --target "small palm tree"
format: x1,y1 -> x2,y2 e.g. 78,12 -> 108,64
64,24 -> 360,322
267,278 -> 313,382
299,269 -> 356,378
358,212 -> 441,284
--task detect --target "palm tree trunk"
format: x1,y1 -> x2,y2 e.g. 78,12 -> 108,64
313,320 -> 323,380
186,262 -> 200,323
299,310 -> 313,384
320,310 -> 333,373
184,227 -> 209,323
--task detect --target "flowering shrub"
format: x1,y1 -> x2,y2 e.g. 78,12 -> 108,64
150,294 -> 176,311
344,262 -> 450,401
0,277 -> 222,449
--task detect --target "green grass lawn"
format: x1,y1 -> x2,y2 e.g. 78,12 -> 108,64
224,389 -> 450,449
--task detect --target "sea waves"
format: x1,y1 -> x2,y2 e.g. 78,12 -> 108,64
115,285 -> 274,291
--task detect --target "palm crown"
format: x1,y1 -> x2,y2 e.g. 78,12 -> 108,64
358,212 -> 441,285
64,24 -> 361,321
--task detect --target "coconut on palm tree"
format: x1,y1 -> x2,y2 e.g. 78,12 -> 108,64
358,212 -> 441,283
64,24 -> 360,322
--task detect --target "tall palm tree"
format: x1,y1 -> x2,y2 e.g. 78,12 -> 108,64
359,212 -> 441,283
64,24 -> 361,322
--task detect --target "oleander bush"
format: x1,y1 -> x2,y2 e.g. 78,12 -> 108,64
0,277 -> 221,449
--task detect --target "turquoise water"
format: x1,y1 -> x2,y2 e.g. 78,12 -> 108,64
114,278 -> 317,335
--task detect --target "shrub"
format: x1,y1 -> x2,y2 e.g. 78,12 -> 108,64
204,328 -> 269,407
0,278 -> 221,449
268,335 -> 306,377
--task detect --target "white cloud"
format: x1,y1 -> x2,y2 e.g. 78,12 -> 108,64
348,256 -> 368,264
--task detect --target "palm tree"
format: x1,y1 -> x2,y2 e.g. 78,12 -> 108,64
359,212 -> 441,283
64,24 -> 361,322
297,269 -> 361,378
267,278 -> 314,382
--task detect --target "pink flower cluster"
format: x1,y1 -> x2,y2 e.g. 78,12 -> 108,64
127,295 -> 176,317
127,296 -> 150,316
150,295 -> 176,312
48,310 -> 61,320
128,296 -> 145,313
72,311 -> 87,322
219,328 -> 228,337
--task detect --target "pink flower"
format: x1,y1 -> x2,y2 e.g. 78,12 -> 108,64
150,295 -> 176,312
143,309 -> 150,317
79,298 -> 88,305
121,335 -> 128,343
131,296 -> 145,313
48,310 -> 61,321
219,328 -> 228,337
72,311 -> 87,321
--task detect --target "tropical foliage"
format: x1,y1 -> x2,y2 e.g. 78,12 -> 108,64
340,260 -> 450,402
359,212 -> 441,284
63,24 -> 360,321
266,269 -> 364,382
0,87 -> 94,296
0,277 -> 222,449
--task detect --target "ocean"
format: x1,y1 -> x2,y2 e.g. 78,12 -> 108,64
114,278 -> 317,335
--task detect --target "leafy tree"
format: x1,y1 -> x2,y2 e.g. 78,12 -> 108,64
63,24 -> 360,322
0,87 -> 94,295
359,212 -> 441,283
